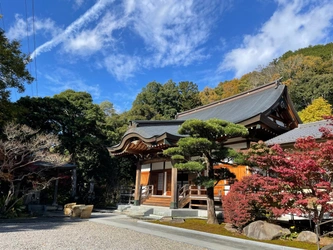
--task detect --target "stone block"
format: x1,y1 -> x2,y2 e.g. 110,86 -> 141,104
243,220 -> 291,240
80,205 -> 94,219
297,231 -> 318,244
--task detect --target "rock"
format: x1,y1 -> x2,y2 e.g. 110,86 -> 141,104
224,223 -> 238,233
321,244 -> 333,250
170,218 -> 185,224
160,216 -> 173,222
296,231 -> 318,244
243,220 -> 291,240
159,216 -> 184,223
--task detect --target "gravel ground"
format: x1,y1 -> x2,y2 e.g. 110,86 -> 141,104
0,219 -> 206,250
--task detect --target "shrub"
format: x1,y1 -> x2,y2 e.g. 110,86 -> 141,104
223,190 -> 253,232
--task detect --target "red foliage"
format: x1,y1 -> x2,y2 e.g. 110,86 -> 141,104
245,119 -> 333,223
223,188 -> 253,231
223,174 -> 288,230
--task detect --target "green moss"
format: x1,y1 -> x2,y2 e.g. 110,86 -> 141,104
153,219 -> 319,250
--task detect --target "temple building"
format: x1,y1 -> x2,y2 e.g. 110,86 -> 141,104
109,80 -> 301,209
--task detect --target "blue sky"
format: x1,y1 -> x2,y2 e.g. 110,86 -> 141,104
2,0 -> 333,112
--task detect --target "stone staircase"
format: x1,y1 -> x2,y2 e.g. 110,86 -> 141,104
142,196 -> 171,207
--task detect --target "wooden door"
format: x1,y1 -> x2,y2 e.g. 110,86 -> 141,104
166,170 -> 171,195
150,172 -> 158,195
149,171 -> 165,195
157,172 -> 163,195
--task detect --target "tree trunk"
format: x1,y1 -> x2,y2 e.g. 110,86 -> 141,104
2,183 -> 14,214
206,160 -> 218,224
206,186 -> 218,224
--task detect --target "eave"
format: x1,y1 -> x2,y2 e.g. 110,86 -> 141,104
108,132 -> 183,157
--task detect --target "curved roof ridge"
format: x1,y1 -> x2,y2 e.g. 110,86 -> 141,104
176,79 -> 282,119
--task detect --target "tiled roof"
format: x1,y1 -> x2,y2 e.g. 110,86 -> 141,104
110,80 -> 301,154
109,120 -> 185,154
123,120 -> 184,139
176,80 -> 285,123
265,120 -> 331,145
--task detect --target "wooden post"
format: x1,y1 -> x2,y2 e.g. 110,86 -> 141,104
71,168 -> 77,199
133,161 -> 141,206
52,178 -> 59,206
170,167 -> 178,209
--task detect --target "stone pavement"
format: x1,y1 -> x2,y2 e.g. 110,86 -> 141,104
89,212 -> 303,250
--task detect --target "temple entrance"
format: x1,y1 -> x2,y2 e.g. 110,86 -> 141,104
149,170 -> 171,195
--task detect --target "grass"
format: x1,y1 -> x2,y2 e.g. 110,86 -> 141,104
152,219 -> 320,250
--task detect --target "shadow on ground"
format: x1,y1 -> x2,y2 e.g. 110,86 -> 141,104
0,210 -> 117,233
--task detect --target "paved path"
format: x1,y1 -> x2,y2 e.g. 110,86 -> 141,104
0,214 -> 204,250
0,212 -> 303,250
90,212 -> 302,250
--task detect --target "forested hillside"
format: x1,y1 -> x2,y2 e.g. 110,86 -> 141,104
119,43 -> 333,124
207,42 -> 333,113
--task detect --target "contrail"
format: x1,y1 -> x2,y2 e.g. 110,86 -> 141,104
30,0 -> 113,59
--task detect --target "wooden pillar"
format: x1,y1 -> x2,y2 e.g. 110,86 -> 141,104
133,161 -> 141,206
52,178 -> 59,206
71,168 -> 77,199
170,167 -> 178,209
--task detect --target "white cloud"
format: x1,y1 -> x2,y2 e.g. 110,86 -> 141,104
7,14 -> 60,41
74,0 -> 84,8
220,0 -> 333,77
31,0 -> 114,59
44,68 -> 101,100
104,54 -> 139,81
9,0 -> 226,82
129,0 -> 218,67
62,11 -> 126,56
123,0 -> 136,16
9,0 -> 225,82
64,30 -> 103,55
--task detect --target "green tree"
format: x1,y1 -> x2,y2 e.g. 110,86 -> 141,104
104,111 -> 130,145
298,97 -> 332,123
178,81 -> 202,111
163,118 -> 248,224
130,80 -> 202,120
0,29 -> 33,100
0,29 -> 33,127
15,91 -> 115,203
99,100 -> 116,117
158,80 -> 180,119
280,43 -> 333,62
130,81 -> 163,120
199,87 -> 221,105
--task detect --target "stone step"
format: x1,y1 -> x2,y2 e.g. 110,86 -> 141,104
142,196 -> 171,207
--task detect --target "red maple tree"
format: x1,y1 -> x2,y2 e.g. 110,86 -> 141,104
247,117 -> 333,223
224,117 -> 333,229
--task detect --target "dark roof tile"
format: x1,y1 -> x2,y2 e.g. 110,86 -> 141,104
265,120 -> 331,145
176,81 -> 285,123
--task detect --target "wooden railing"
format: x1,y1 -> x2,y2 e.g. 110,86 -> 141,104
188,185 -> 207,196
140,185 -> 154,204
178,185 -> 209,208
178,184 -> 190,208
119,186 -> 135,204
178,184 -> 227,208
178,184 -> 190,197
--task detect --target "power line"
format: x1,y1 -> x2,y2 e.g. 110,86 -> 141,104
25,0 -> 33,96
32,0 -> 38,97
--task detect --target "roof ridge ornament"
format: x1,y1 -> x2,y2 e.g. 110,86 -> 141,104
275,77 -> 283,88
